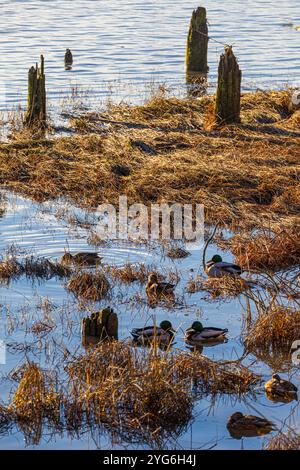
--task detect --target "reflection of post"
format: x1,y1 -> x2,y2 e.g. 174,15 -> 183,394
82,307 -> 118,346
186,7 -> 208,76
25,55 -> 46,128
215,47 -> 241,124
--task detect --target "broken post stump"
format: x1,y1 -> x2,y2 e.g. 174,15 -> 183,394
215,46 -> 242,124
82,307 -> 118,346
64,48 -> 73,69
186,7 -> 208,76
25,55 -> 46,127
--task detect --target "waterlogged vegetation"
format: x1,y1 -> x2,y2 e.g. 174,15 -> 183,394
0,0 -> 300,452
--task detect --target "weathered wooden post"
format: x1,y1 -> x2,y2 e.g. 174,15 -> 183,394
25,55 -> 46,127
215,46 -> 242,124
82,307 -> 118,346
64,48 -> 73,69
186,7 -> 208,77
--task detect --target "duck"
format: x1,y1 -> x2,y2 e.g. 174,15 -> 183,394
227,412 -> 275,439
131,320 -> 175,343
264,374 -> 298,401
185,321 -> 228,343
146,273 -> 175,297
205,254 -> 242,278
64,48 -> 73,67
60,252 -> 102,267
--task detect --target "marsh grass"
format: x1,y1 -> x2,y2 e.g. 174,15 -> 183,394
265,430 -> 300,450
66,271 -> 110,301
1,343 -> 259,446
230,227 -> 300,271
0,255 -> 71,284
186,274 -> 250,299
243,301 -> 300,361
0,90 -> 299,233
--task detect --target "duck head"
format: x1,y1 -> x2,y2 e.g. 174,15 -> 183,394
210,254 -> 223,264
160,320 -> 174,331
148,273 -> 158,285
61,252 -> 73,264
272,373 -> 281,381
191,321 -> 204,332
230,412 -> 244,422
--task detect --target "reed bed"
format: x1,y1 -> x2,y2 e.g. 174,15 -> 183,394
186,274 -> 250,299
1,343 -> 259,446
104,263 -> 154,284
0,255 -> 71,284
0,91 -> 299,233
66,271 -> 110,301
230,227 -> 300,271
243,303 -> 300,358
265,430 -> 300,450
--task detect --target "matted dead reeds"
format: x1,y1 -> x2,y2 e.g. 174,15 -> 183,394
66,271 -> 110,301
0,90 -> 299,234
0,255 -> 71,284
1,343 -> 260,446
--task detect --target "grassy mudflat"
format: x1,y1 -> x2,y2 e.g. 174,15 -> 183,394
0,90 -> 299,234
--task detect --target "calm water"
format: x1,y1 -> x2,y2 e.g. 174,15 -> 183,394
0,191 -> 299,450
0,0 -> 299,111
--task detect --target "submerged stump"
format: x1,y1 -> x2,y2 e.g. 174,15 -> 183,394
186,7 -> 208,77
82,307 -> 118,345
215,47 -> 242,124
24,55 -> 46,128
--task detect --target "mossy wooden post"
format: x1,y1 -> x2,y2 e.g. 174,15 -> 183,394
25,55 -> 46,127
215,47 -> 242,124
82,307 -> 118,346
186,7 -> 208,75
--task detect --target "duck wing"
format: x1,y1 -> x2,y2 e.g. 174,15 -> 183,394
215,262 -> 242,275
200,327 -> 228,339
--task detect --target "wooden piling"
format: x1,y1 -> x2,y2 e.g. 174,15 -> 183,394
82,307 -> 118,346
25,55 -> 46,127
186,7 -> 208,75
215,46 -> 242,124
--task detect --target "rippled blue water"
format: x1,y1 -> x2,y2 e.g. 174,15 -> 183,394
0,0 -> 299,110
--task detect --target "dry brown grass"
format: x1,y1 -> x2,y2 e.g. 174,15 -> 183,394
230,227 -> 300,271
66,271 -> 110,301
0,90 -> 299,234
0,255 -> 71,284
104,262 -> 154,284
2,344 -> 259,445
265,430 -> 300,450
243,303 -> 300,359
186,273 -> 251,299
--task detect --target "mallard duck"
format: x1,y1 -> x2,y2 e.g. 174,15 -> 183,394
185,321 -> 228,343
227,412 -> 275,439
264,374 -> 298,401
205,254 -> 242,278
146,273 -> 175,297
64,48 -> 73,67
60,252 -> 102,267
131,320 -> 175,343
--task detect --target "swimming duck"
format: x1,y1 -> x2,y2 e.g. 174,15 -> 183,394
60,252 -> 102,267
185,321 -> 228,343
264,374 -> 298,400
205,255 -> 242,278
146,273 -> 175,297
227,412 -> 275,439
64,48 -> 73,67
131,320 -> 175,343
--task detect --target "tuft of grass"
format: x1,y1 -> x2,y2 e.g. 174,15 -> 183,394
0,255 -> 71,285
105,263 -> 157,284
265,430 -> 300,450
67,271 -> 110,301
231,227 -> 300,271
243,303 -> 300,358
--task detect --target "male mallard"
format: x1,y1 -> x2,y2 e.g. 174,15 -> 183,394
131,320 -> 175,343
185,321 -> 228,343
64,48 -> 73,67
227,412 -> 275,439
205,254 -> 242,278
264,374 -> 298,401
60,252 -> 102,267
146,273 -> 175,297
